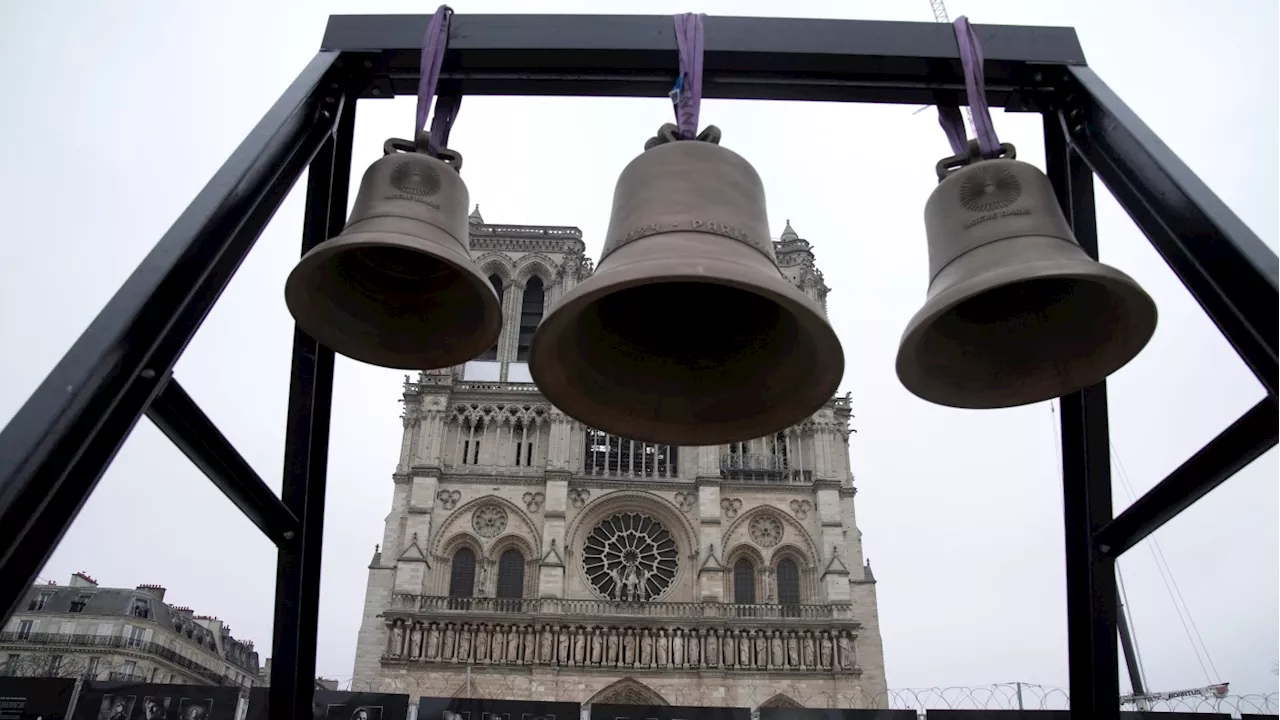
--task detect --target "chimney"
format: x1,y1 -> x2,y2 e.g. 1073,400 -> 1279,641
70,572 -> 98,588
136,584 -> 167,602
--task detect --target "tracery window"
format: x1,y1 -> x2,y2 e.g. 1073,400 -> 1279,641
495,548 -> 525,599
582,513 -> 678,601
516,276 -> 544,361
733,558 -> 757,604
477,274 -> 504,361
449,547 -> 476,598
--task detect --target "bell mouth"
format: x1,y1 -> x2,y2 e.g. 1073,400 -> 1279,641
531,276 -> 844,446
285,235 -> 500,370
897,269 -> 1158,408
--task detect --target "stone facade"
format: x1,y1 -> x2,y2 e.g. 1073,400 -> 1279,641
2,573 -> 260,687
351,211 -> 885,709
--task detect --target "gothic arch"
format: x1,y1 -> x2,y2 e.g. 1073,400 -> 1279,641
488,533 -> 538,597
474,252 -> 516,283
514,253 -> 557,285
770,542 -> 816,603
564,489 -> 697,602
759,693 -> 803,708
722,504 -> 820,564
587,678 -> 668,706
723,543 -> 767,603
431,495 -> 541,558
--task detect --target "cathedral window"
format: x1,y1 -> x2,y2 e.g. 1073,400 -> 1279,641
733,558 -> 757,604
495,548 -> 525,599
777,556 -> 801,614
582,512 -> 679,601
515,276 -> 544,362
448,547 -> 476,598
477,274 -> 504,361
513,422 -> 534,466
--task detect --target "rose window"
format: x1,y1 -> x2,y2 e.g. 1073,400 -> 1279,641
582,513 -> 679,601
749,514 -> 784,548
471,504 -> 508,538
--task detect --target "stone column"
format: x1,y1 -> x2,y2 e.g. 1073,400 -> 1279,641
539,470 -> 569,598
696,477 -> 723,601
817,486 -> 850,602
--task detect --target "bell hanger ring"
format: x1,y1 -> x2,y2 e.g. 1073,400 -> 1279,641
935,139 -> 1017,182
383,131 -> 464,173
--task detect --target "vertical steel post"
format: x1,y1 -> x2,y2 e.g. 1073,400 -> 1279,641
268,73 -> 358,718
1045,109 -> 1121,720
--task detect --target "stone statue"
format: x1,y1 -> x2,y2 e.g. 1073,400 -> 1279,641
623,628 -> 636,666
606,628 -> 619,666
507,625 -> 521,662
621,565 -> 640,601
539,626 -> 553,663
770,630 -> 784,667
389,622 -> 404,657
557,627 -> 571,665
721,629 -> 734,667
573,628 -> 586,664
634,566 -> 648,601
754,630 -> 767,667
443,625 -> 457,660
640,628 -> 653,667
820,632 -> 834,668
837,631 -> 854,669
457,626 -> 472,662
475,625 -> 489,662
476,561 -> 489,597
802,632 -> 815,668
610,566 -> 624,601
686,628 -> 698,667
409,623 -> 422,659
426,624 -> 441,660
590,628 -> 603,665
787,632 -> 799,667
737,630 -> 750,667
523,626 -> 536,664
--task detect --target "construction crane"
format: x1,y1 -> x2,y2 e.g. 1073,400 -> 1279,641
1121,682 -> 1231,711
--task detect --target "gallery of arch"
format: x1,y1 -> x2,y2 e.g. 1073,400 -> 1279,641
354,210 -> 883,708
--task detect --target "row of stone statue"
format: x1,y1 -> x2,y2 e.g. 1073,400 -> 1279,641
384,619 -> 857,671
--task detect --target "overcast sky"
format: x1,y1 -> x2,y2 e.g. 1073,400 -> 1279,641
0,0 -> 1275,707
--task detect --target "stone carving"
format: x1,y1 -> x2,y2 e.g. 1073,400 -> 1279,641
673,491 -> 697,513
437,489 -> 461,510
471,504 -> 508,538
568,488 -> 591,508
522,491 -> 545,513
789,499 -> 813,519
720,497 -> 743,518
749,514 -> 784,547
583,512 -> 678,602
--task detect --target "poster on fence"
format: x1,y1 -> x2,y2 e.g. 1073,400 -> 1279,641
0,677 -> 77,719
417,696 -> 580,720
588,703 -> 749,720
76,682 -> 239,720
246,688 -> 410,720
759,709 -> 918,720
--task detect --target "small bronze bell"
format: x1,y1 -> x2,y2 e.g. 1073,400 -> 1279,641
285,134 -> 501,370
529,125 -> 845,446
896,142 -> 1158,409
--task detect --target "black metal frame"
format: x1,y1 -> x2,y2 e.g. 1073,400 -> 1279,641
0,13 -> 1274,720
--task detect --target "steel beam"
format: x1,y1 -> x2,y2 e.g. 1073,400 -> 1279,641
321,13 -> 1083,106
0,50 -> 346,624
146,378 -> 299,543
1046,111 -> 1120,720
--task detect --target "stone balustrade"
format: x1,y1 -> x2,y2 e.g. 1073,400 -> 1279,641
388,594 -> 851,621
380,618 -> 859,673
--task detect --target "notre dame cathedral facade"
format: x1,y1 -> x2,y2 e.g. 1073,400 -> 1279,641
351,207 -> 887,709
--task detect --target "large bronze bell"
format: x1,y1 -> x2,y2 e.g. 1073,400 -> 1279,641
896,142 -> 1158,409
285,134 -> 501,370
529,125 -> 845,446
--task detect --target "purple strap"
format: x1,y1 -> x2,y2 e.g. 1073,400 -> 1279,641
672,13 -> 706,140
416,5 -> 457,155
937,16 -> 1002,158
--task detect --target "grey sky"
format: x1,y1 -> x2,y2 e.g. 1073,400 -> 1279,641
0,0 -> 1275,703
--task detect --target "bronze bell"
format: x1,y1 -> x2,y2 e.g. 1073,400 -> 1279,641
896,142 -> 1158,409
284,134 -> 501,370
529,125 -> 845,446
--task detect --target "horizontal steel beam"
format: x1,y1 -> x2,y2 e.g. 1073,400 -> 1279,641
1096,397 -> 1278,559
322,14 -> 1084,105
146,378 -> 299,544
